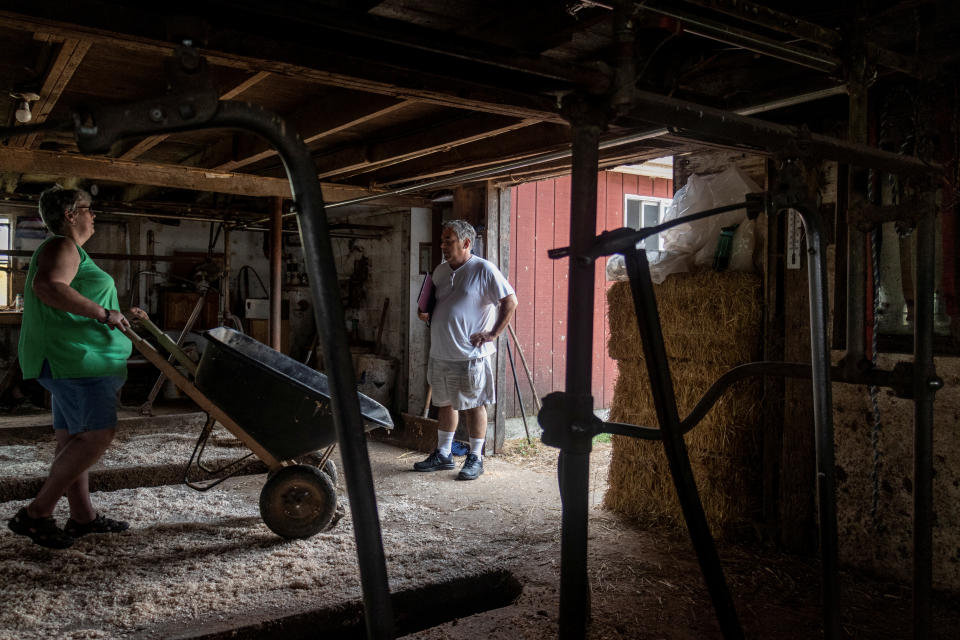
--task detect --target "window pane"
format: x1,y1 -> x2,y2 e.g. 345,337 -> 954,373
642,202 -> 660,227
625,198 -> 641,229
0,219 -> 8,306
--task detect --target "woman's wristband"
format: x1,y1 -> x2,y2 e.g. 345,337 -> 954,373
98,307 -> 110,324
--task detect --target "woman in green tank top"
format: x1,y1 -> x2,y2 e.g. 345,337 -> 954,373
8,186 -> 133,549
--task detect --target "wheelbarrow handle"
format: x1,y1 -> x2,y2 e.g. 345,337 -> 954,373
126,308 -> 199,375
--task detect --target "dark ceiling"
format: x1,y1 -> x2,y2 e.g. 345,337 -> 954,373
0,0 -> 956,226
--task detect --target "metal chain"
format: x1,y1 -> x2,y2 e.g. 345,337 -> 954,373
869,226 -> 884,529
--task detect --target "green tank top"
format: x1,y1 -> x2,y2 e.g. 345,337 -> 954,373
18,236 -> 132,379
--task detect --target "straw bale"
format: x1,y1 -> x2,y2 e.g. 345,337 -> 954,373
608,358 -> 761,459
604,434 -> 760,537
607,273 -> 762,365
604,272 -> 763,538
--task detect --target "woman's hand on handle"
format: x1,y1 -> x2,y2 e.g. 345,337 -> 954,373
103,308 -> 130,331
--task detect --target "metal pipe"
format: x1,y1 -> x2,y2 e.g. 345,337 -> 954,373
602,360 -> 903,443
557,105 -> 603,640
670,0 -> 842,48
0,249 -> 195,262
844,81 -> 869,375
256,87 -> 847,221
913,208 -> 937,639
222,227 -> 231,326
205,101 -> 394,639
793,200 -> 840,640
621,90 -> 933,175
638,2 -> 839,72
270,196 -> 283,351
622,246 -> 743,639
680,361 -> 900,433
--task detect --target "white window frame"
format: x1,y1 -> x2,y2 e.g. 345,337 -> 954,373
624,194 -> 672,254
0,215 -> 9,307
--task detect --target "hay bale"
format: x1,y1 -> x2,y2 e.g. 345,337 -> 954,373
605,435 -> 760,536
604,273 -> 763,539
609,359 -> 761,458
607,274 -> 762,365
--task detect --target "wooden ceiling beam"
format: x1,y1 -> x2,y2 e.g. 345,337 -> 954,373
365,122 -> 572,186
314,114 -> 541,181
0,147 -> 400,202
10,34 -> 90,149
0,5 -> 567,123
212,94 -> 414,173
457,0 -> 608,53
120,70 -> 272,161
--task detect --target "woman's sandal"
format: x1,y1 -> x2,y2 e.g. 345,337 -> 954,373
7,507 -> 75,549
64,513 -> 129,537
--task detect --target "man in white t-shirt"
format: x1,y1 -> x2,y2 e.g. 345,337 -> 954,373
414,219 -> 517,480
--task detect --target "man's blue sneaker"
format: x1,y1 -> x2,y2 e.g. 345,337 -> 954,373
413,449 -> 455,472
456,454 -> 484,480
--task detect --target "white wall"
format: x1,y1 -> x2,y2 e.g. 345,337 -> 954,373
407,207 -> 432,415
130,218 -> 269,321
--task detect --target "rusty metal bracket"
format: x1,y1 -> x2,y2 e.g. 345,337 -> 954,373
539,391 -> 602,455
73,45 -> 219,154
848,202 -> 928,232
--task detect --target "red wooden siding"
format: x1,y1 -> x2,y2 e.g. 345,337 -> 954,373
504,171 -> 673,418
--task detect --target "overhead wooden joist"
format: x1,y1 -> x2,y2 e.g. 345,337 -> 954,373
212,95 -> 416,173
363,123 -> 572,186
314,115 -> 542,180
0,4 -> 569,123
9,34 -> 90,149
0,147 -> 421,204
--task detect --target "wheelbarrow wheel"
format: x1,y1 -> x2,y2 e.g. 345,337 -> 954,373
320,458 -> 338,487
268,455 -> 338,488
259,464 -> 336,539
294,452 -> 339,488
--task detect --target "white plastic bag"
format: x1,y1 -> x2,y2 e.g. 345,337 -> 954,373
692,167 -> 761,267
649,166 -> 761,283
606,254 -> 627,281
728,217 -> 756,273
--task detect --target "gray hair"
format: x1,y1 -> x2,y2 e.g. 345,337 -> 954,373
38,186 -> 91,235
442,219 -> 476,247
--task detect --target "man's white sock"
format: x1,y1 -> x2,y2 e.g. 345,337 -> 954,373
469,437 -> 485,459
437,430 -> 455,456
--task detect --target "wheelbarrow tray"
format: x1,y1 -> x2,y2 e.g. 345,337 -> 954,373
195,327 -> 393,462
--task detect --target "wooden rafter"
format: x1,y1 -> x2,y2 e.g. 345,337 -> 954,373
0,147 -> 404,202
120,71 -> 272,161
366,122 -> 571,186
212,95 -> 415,172
0,8 -> 565,123
10,34 -> 91,149
314,115 -> 542,180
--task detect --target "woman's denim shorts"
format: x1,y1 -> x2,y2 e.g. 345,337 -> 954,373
37,360 -> 125,434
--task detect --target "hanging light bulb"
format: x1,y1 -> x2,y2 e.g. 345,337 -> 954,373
14,100 -> 31,123
10,91 -> 39,124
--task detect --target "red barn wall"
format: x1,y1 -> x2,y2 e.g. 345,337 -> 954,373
505,170 -> 673,418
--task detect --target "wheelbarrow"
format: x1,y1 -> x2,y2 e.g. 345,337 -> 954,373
123,308 -> 393,539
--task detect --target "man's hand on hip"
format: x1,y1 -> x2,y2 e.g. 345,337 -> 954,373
469,331 -> 495,347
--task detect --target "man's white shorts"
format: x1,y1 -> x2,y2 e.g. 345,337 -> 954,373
427,355 -> 495,410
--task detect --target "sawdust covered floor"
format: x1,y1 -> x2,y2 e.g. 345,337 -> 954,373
1,439 -> 958,639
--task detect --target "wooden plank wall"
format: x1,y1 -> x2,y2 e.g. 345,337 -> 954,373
505,171 -> 673,418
